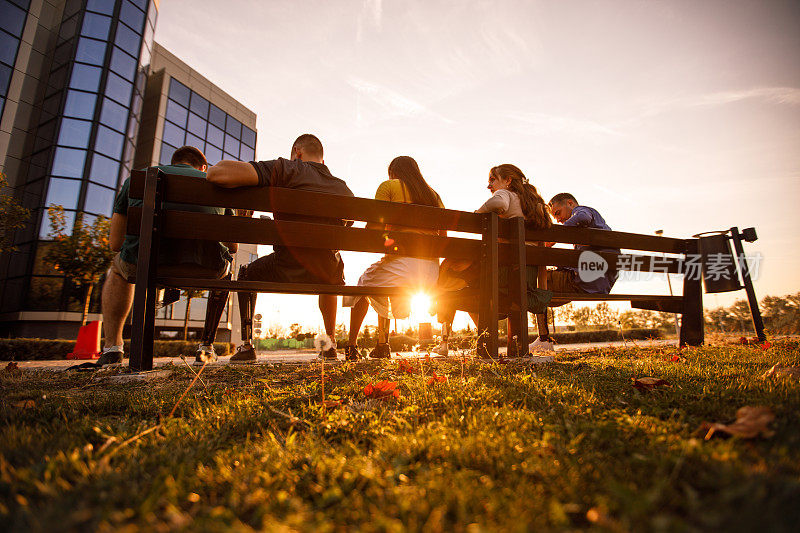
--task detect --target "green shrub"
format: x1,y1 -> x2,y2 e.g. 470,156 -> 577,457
0,338 -> 232,361
550,328 -> 663,344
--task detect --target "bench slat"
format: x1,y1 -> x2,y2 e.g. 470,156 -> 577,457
525,225 -> 686,254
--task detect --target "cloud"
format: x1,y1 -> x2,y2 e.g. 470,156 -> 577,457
633,86 -> 800,121
348,77 -> 454,125
511,112 -> 623,139
356,0 -> 383,43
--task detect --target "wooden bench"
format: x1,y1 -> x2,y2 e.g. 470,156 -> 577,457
126,167 -> 702,371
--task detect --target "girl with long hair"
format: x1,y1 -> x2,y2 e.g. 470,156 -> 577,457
341,156 -> 444,359
435,164 -> 554,356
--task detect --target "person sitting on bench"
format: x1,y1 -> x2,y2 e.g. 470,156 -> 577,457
342,156 -> 445,360
201,134 -> 354,363
98,146 -> 238,367
434,164 -> 554,357
528,192 -> 620,351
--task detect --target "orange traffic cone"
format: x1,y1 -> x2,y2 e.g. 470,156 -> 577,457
68,320 -> 101,359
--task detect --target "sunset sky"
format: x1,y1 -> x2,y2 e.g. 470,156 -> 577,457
155,0 -> 800,331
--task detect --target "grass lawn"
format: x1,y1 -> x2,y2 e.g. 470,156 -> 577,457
2,341 -> 799,531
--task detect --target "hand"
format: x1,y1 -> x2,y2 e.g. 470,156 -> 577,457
236,209 -> 253,218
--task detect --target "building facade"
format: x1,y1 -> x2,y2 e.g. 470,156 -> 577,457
0,0 -> 257,343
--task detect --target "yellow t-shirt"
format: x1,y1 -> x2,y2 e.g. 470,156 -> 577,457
374,179 -> 444,235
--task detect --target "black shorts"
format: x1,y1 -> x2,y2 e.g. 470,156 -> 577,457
240,248 -> 345,285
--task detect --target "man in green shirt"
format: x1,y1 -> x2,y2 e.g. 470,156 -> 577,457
98,146 -> 237,366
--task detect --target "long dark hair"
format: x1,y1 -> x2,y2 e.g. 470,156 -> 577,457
490,164 -> 552,229
388,156 -> 441,207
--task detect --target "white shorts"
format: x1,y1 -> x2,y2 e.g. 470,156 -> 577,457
342,256 -> 439,319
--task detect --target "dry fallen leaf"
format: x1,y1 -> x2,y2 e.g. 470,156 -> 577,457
632,377 -> 671,392
763,363 -> 800,380
397,360 -> 420,375
363,381 -> 400,400
3,362 -> 20,373
321,399 -> 342,409
698,406 -> 775,440
13,399 -> 35,409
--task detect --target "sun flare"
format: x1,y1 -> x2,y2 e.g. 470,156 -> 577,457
410,292 -> 433,321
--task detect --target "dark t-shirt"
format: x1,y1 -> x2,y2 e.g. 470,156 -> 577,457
561,205 -> 619,293
114,163 -> 233,270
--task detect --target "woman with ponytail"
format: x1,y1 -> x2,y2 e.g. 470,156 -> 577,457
342,156 -> 444,360
435,164 -> 554,357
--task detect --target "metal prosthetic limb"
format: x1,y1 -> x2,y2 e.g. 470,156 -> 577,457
201,273 -> 231,345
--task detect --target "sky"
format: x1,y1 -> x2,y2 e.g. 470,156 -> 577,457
154,0 -> 800,332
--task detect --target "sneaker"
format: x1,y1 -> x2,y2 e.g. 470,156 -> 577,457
529,336 -> 555,353
528,354 -> 555,364
318,347 -> 338,361
369,343 -> 391,359
344,346 -> 360,361
230,344 -> 257,364
97,349 -> 123,367
194,344 -> 217,366
431,341 -> 449,356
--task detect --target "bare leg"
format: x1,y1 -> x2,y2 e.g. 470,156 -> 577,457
348,297 -> 369,346
101,269 -> 134,347
535,265 -> 551,340
319,294 -> 337,338
377,315 -> 390,344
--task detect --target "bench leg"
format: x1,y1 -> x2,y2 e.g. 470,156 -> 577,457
478,213 -> 499,358
680,239 -> 704,346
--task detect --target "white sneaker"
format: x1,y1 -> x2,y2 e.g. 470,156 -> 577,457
431,342 -> 449,356
529,336 -> 555,353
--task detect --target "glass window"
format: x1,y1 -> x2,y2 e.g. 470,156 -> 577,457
51,147 -> 86,178
45,177 -> 81,209
203,126 -> 222,151
89,152 -> 119,188
45,64 -> 68,96
0,2 -> 26,36
130,0 -> 148,12
223,151 -> 236,161
114,21 -> 140,54
75,37 -> 107,66
57,118 -> 92,148
165,98 -> 187,127
0,27 -> 21,65
69,63 -> 102,92
162,121 -> 184,147
189,92 -> 209,118
58,14 -> 78,42
81,12 -> 110,40
0,63 -> 11,96
168,77 -> 189,107
225,115 -> 241,138
110,46 -> 136,79
159,142 -> 176,166
185,132 -> 204,151
28,276 -> 65,309
100,97 -> 128,132
204,143 -> 222,165
105,71 -> 132,105
95,124 -> 124,159
224,134 -> 239,157
240,144 -> 255,162
208,103 -> 225,129
241,126 -> 256,148
53,40 -> 73,66
64,90 -> 96,119
86,0 -> 114,15
187,112 -> 205,138
84,183 -> 115,216
0,97 -> 4,119
120,1 -> 145,32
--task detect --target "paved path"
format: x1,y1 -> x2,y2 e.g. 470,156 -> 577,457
10,338 -> 678,371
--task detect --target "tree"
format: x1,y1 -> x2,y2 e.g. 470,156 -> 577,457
43,206 -> 115,325
570,306 -> 593,329
590,302 -> 618,328
0,171 -> 30,253
182,289 -> 206,340
289,323 -> 302,339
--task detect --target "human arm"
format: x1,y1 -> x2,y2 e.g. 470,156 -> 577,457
562,206 -> 593,227
475,189 -> 511,214
109,213 -> 126,252
206,160 -> 259,188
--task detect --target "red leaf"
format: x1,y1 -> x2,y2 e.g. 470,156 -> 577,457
667,354 -> 681,362
427,372 -> 447,385
398,359 -> 419,374
761,341 -> 772,350
363,380 -> 399,400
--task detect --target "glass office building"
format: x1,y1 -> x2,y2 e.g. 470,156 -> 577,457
0,1 -> 257,340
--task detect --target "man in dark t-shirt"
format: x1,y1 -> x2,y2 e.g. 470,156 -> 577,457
98,146 -> 238,367
203,134 -> 354,363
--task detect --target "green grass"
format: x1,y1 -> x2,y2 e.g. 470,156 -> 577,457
2,341 -> 799,531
